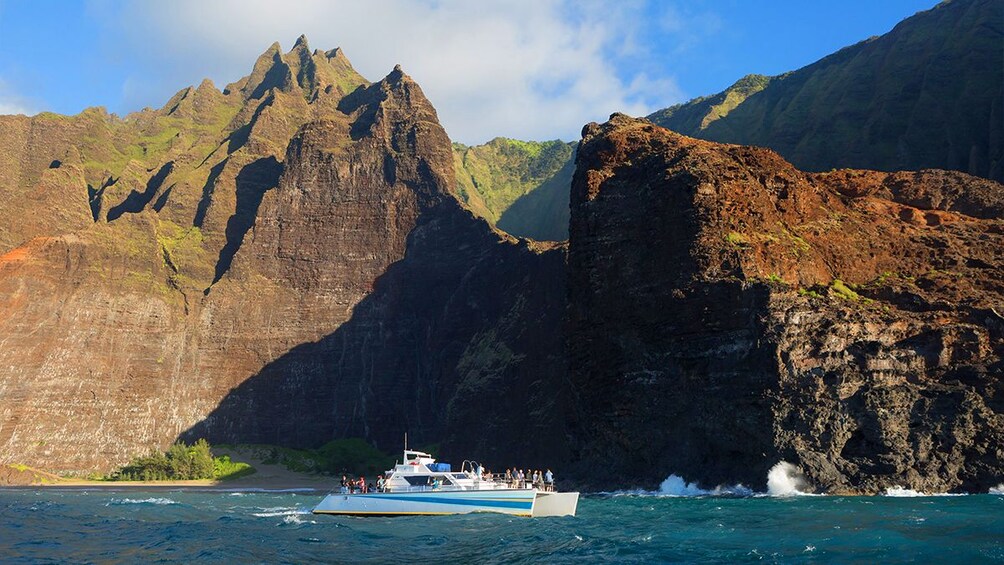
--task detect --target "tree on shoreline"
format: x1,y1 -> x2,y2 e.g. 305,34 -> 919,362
111,439 -> 252,481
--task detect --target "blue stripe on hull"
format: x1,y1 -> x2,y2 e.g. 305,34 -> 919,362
312,489 -> 539,516
359,495 -> 532,510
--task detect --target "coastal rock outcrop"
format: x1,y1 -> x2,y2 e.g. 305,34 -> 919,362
567,114 -> 1003,493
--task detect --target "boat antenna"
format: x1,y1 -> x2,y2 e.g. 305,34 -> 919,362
404,432 -> 408,452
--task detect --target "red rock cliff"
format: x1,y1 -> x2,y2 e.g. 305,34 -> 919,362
567,114 -> 1003,493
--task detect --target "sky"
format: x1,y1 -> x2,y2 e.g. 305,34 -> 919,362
0,0 -> 938,144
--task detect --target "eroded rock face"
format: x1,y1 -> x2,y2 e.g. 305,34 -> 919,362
0,42 -> 566,474
567,115 -> 1003,493
187,67 -> 569,467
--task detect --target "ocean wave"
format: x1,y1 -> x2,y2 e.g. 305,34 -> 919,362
252,506 -> 313,518
884,486 -> 967,497
283,513 -> 317,525
192,487 -> 320,494
106,497 -> 179,506
597,476 -> 752,497
600,464 -> 998,497
659,475 -> 753,497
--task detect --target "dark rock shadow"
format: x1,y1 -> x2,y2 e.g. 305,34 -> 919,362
107,161 -> 175,222
151,185 -> 174,213
226,93 -> 275,155
179,202 -> 569,470
210,157 -> 282,286
192,160 -> 227,228
338,82 -> 383,140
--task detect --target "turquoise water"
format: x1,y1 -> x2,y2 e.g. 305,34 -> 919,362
1,489 -> 1002,563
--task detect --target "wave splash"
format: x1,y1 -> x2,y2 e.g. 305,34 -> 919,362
659,475 -> 752,497
766,461 -> 811,496
990,484 -> 1004,495
884,486 -> 926,497
884,486 -> 968,497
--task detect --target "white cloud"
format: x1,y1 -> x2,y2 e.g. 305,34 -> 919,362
0,79 -> 35,116
0,101 -> 30,115
92,0 -> 692,143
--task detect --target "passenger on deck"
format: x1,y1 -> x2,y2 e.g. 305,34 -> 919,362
340,475 -> 349,494
376,475 -> 385,492
505,468 -> 513,486
545,469 -> 554,491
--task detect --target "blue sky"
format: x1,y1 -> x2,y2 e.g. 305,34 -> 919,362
0,0 -> 938,143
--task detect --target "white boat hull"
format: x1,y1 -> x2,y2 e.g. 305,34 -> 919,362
312,488 -> 578,517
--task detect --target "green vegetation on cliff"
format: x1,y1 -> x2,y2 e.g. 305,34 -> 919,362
453,138 -> 575,241
108,439 -> 255,481
648,74 -> 772,134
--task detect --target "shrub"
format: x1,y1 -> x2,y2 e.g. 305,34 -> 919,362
109,439 -> 254,481
830,279 -> 860,301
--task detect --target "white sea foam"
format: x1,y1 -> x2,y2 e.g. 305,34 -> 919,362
205,488 -> 319,493
659,475 -> 753,497
766,461 -> 812,496
599,475 -> 752,497
282,513 -> 316,525
884,486 -> 967,497
252,506 -> 313,518
659,475 -> 708,496
107,497 -> 179,506
990,484 -> 1004,495
884,486 -> 925,497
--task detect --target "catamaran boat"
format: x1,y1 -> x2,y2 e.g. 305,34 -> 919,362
312,449 -> 579,517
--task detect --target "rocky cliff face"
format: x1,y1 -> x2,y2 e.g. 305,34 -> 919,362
650,0 -> 1003,182
453,138 -> 574,241
0,40 -> 566,473
567,114 -> 1003,493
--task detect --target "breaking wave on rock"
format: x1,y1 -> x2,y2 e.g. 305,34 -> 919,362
599,475 -> 752,497
990,484 -> 1004,495
658,475 -> 753,497
884,486 -> 968,497
766,461 -> 812,496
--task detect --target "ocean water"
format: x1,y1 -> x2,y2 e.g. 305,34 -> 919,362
1,488 -> 1002,563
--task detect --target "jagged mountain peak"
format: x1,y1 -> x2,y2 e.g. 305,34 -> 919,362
225,38 -> 369,103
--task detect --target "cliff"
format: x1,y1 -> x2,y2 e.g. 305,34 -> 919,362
649,0 -> 1003,182
453,138 -> 574,241
567,114 -> 1003,494
0,40 -> 566,474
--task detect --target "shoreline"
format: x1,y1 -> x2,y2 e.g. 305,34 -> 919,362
1,481 -> 330,492
2,446 -> 337,491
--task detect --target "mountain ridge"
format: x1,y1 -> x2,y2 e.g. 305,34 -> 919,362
648,0 -> 1003,181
